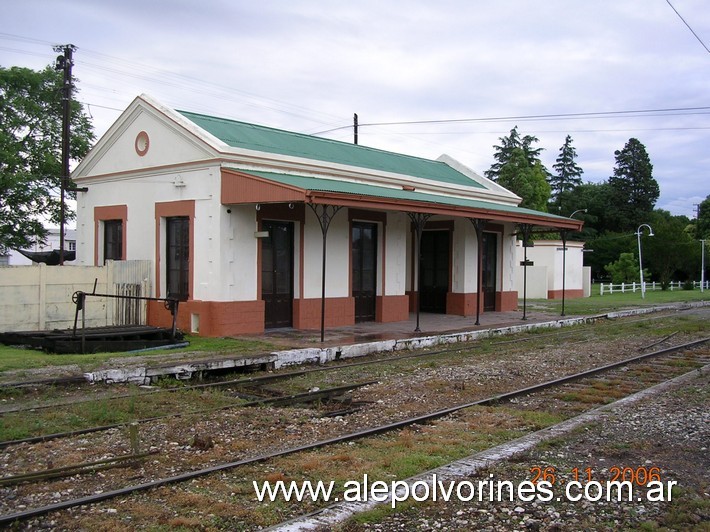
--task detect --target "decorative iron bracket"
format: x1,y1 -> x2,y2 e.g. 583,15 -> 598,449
407,212 -> 433,332
308,204 -> 343,342
467,218 -> 489,325
517,223 -> 534,320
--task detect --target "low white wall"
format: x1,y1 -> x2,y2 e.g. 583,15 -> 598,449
583,266 -> 592,297
0,260 -> 151,332
516,265 -> 548,299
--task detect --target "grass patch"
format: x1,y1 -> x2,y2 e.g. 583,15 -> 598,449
656,486 -> 710,530
526,289 -> 708,316
0,334 -> 277,374
0,387 -> 241,441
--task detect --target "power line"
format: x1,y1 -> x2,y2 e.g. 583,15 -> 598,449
3,31 -> 709,144
665,0 -> 710,54
0,33 -> 348,131
309,106 -> 710,135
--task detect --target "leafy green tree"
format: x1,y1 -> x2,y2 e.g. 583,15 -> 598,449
0,64 -> 94,254
695,194 -> 710,239
604,252 -> 643,284
485,126 -> 548,182
549,135 -> 583,214
586,232 -> 635,280
643,210 -> 698,287
496,147 -> 551,211
556,182 -> 616,239
608,138 -> 659,231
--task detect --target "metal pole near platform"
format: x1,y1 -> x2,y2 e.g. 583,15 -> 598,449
308,204 -> 343,343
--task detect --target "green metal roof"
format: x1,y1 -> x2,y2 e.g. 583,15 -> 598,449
238,169 -> 574,223
178,110 -> 486,190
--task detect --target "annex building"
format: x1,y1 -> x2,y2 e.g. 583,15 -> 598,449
72,95 -> 583,337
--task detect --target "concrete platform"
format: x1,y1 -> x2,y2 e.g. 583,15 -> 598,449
7,302 -> 707,386
254,308 -> 561,349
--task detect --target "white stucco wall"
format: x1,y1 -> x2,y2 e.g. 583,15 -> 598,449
514,239 -> 585,297
384,213 -> 408,296
517,265 -> 549,299
221,205 -> 258,301
451,218 -> 470,293
76,165 -> 225,300
302,208 -> 351,299
501,224 -> 517,293
83,105 -> 211,177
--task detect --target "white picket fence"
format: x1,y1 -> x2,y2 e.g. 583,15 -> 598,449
599,280 -> 710,295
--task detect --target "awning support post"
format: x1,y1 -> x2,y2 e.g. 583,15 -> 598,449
407,212 -> 433,333
467,218 -> 489,326
519,223 -> 534,321
308,204 -> 343,343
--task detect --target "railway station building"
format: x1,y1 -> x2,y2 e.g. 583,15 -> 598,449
72,94 -> 583,337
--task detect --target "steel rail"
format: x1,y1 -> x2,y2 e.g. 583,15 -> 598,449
1,309 -> 678,390
0,381 -> 375,450
0,327 -> 592,416
1,336 -> 707,526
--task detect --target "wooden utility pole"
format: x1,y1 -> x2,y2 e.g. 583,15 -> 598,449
54,44 -> 75,266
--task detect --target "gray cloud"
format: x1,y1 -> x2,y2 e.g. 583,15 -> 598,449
2,0 -> 708,216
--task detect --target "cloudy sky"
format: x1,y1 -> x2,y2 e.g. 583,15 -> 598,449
2,0 -> 708,218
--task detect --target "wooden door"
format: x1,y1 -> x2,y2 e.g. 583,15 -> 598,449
352,222 -> 377,322
261,221 -> 294,329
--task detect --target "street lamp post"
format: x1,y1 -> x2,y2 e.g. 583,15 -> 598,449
701,239 -> 706,293
636,224 -> 654,299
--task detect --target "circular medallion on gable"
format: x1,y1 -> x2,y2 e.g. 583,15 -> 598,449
135,131 -> 150,156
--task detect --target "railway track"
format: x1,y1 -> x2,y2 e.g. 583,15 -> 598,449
0,325 -> 605,447
0,310 -> 687,422
1,335 -> 708,528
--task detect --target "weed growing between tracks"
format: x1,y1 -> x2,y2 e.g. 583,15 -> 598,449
48,407 -> 566,530
0,387 -> 244,441
3,310 -> 708,529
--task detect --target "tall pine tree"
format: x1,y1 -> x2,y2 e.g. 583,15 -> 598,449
496,147 -> 551,212
485,126 -> 546,182
608,138 -> 659,231
550,135 -> 583,214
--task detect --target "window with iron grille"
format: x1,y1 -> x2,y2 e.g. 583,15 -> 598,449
104,220 -> 123,263
166,216 -> 189,301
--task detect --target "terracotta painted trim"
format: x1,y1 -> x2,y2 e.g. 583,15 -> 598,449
147,299 -> 265,336
306,192 -> 583,231
548,289 -> 585,300
154,200 -> 195,299
497,291 -> 518,312
93,205 -> 127,266
293,297 -> 355,329
447,292 -> 479,316
221,168 -> 305,204
376,295 -> 410,323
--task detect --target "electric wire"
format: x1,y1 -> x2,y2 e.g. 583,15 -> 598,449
665,0 -> 710,54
